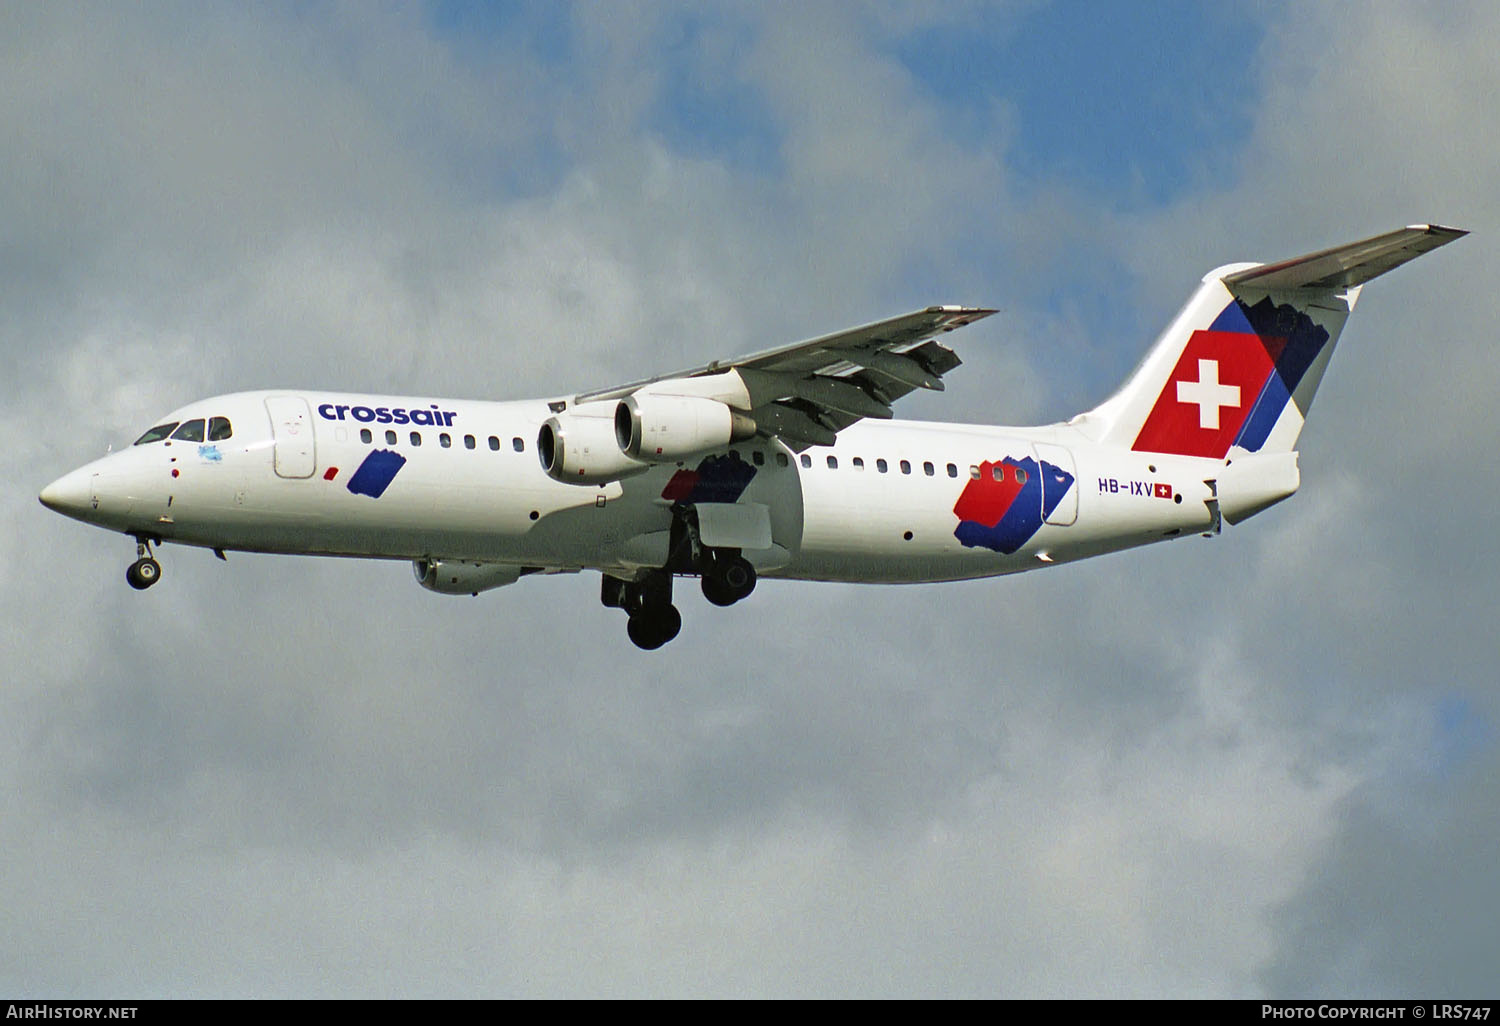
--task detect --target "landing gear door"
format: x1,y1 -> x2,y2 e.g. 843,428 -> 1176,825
695,502 -> 773,550
265,396 -> 316,479
1034,442 -> 1078,526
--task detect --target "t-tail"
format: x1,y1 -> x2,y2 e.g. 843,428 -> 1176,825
1074,224 -> 1467,523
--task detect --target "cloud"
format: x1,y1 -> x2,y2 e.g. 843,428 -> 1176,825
1118,0 -> 1500,994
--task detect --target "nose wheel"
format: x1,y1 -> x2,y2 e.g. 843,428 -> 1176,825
126,538 -> 162,590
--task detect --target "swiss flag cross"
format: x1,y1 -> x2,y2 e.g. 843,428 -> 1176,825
1132,329 -> 1281,458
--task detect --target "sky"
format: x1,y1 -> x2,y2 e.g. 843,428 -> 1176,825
3,0 -> 1497,998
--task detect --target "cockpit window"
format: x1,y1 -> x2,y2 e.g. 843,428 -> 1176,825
133,423 -> 179,445
208,416 -> 233,441
170,419 -> 206,442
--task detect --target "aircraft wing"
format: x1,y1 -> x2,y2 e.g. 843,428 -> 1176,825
575,305 -> 997,448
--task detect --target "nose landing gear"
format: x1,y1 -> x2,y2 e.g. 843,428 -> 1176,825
126,537 -> 162,590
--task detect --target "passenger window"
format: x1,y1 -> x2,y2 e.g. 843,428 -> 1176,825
386,430 -> 398,445
171,419 -> 206,442
1016,468 -> 1028,484
410,432 -> 422,447
826,455 -> 838,469
464,434 -> 476,450
513,437 -> 525,453
877,458 -> 888,473
800,454 -> 812,468
489,436 -> 500,451
970,465 -> 980,480
440,433 -> 452,448
776,453 -> 788,467
208,417 -> 233,441
924,461 -> 935,476
360,428 -> 372,444
992,465 -> 1004,482
752,450 -> 765,467
852,457 -> 864,471
947,463 -> 958,478
133,423 -> 179,445
900,460 -> 911,475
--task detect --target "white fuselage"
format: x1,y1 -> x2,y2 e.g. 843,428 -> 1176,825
43,389 -> 1224,585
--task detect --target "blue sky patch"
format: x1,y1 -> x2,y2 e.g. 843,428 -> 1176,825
891,2 -> 1263,207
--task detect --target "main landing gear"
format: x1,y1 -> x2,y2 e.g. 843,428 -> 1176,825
602,571 -> 681,651
700,550 -> 756,607
603,504 -> 760,649
126,536 -> 162,591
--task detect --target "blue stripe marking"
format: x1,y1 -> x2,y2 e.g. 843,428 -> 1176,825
1230,297 -> 1331,451
1209,300 -> 1256,333
346,449 -> 407,499
1236,374 -> 1293,452
1041,460 -> 1075,519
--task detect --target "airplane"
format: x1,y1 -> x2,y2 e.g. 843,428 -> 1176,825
40,224 -> 1465,649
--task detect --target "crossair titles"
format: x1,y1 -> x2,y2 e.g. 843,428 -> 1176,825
317,402 -> 458,427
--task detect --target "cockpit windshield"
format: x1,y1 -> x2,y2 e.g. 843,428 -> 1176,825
132,416 -> 232,446
171,419 -> 206,442
133,423 -> 179,445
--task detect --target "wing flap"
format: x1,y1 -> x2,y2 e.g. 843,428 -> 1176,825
751,402 -> 839,448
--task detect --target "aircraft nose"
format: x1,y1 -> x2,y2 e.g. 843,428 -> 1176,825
39,467 -> 94,518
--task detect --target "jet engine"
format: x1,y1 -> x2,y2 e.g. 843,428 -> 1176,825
615,393 -> 756,462
413,558 -> 522,596
537,403 -> 649,485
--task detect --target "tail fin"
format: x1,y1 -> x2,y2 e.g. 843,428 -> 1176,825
1078,224 -> 1467,459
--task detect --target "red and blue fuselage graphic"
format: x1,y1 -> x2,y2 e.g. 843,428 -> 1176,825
953,455 -> 1074,555
1133,297 -> 1330,459
661,451 -> 758,504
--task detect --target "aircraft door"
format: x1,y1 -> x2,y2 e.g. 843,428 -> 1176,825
265,396 -> 316,479
1034,442 -> 1078,526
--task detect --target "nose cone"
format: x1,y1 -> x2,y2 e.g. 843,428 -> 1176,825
39,467 -> 94,520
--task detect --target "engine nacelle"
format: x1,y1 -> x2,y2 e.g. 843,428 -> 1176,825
615,393 -> 757,462
414,558 -> 522,596
537,403 -> 649,485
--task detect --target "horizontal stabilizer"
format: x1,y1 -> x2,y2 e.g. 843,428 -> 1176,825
1222,224 -> 1467,291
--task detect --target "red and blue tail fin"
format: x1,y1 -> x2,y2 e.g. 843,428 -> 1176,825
1079,224 -> 1466,459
